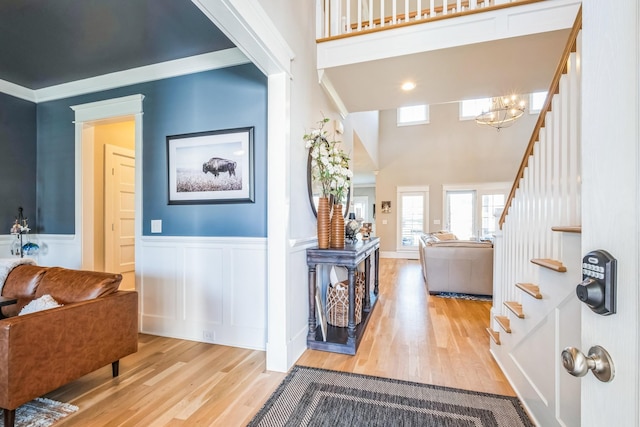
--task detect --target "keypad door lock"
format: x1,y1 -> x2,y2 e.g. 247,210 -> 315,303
577,250 -> 616,315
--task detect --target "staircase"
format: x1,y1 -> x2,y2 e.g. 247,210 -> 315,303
488,8 -> 582,427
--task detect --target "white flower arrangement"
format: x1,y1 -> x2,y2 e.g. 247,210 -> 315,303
304,118 -> 353,205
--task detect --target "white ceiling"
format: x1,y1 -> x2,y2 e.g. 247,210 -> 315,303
323,29 -> 571,113
325,29 -> 571,185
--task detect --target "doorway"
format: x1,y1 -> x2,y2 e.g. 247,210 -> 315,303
71,95 -> 143,293
84,119 -> 136,289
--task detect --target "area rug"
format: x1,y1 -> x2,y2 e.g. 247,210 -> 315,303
248,366 -> 533,427
0,398 -> 78,427
435,292 -> 493,302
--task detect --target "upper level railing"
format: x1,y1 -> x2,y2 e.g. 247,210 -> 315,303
317,0 -> 544,41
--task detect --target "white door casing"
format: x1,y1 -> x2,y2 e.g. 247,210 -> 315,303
71,94 -> 144,284
105,144 -> 136,290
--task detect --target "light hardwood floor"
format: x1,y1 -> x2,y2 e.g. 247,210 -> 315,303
50,258 -> 513,426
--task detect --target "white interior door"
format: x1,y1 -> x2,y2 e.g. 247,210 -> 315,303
105,144 -> 136,290
579,2 -> 639,425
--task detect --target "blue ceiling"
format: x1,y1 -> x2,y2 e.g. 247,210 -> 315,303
0,0 -> 235,90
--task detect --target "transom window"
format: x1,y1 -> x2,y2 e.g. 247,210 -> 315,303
397,105 -> 429,126
459,98 -> 492,120
529,91 -> 548,114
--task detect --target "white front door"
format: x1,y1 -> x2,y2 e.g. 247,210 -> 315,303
579,1 -> 639,425
104,144 -> 136,290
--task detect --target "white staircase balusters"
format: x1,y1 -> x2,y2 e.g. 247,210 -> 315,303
490,16 -> 582,424
318,0 -> 534,38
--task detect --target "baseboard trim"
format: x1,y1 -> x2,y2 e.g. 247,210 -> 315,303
380,251 -> 419,260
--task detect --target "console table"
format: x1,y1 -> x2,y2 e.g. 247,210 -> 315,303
306,237 -> 380,355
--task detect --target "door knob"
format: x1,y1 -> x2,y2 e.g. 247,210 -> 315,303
561,345 -> 614,382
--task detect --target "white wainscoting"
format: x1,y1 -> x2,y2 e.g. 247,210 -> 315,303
3,233 -> 310,358
139,236 -> 268,351
0,234 -> 81,268
288,238 -> 318,365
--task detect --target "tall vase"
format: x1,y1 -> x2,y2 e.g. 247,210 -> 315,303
317,197 -> 331,249
330,204 -> 345,249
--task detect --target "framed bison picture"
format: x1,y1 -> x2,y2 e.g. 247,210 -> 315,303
167,127 -> 254,204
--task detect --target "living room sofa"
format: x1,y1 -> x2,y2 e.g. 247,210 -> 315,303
419,233 -> 494,296
0,262 -> 138,427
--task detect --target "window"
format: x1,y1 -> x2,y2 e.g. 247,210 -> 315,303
460,98 -> 492,120
352,196 -> 369,221
481,193 -> 505,237
397,105 -> 429,126
443,183 -> 509,240
397,187 -> 429,250
445,191 -> 475,240
529,91 -> 548,114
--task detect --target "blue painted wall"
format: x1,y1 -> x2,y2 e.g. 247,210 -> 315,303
36,63 -> 268,236
0,92 -> 37,234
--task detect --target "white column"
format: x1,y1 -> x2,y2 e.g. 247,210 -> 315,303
266,73 -> 292,372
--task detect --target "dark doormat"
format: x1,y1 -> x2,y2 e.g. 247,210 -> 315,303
248,366 -> 533,426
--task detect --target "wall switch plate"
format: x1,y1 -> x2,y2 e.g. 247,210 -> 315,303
382,220 -> 388,225
434,219 -> 441,225
151,220 -> 162,233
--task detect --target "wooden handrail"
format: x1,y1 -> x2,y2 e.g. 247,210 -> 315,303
499,5 -> 582,228
318,0 -> 546,43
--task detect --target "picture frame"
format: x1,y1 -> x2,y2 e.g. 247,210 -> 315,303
167,127 -> 254,204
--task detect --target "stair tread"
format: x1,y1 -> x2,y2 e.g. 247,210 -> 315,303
494,315 -> 511,333
504,301 -> 525,318
551,225 -> 582,233
515,282 -> 543,299
486,328 -> 501,345
531,258 -> 567,272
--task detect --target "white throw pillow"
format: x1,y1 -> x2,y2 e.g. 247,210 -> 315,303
19,294 -> 63,315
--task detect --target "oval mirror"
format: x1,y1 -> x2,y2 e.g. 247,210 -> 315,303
307,150 -> 350,218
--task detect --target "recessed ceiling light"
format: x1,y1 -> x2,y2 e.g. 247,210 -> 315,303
401,81 -> 416,91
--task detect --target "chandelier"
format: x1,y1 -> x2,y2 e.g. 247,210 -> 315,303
475,95 -> 526,130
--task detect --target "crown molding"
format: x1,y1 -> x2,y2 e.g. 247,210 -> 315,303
0,48 -> 249,104
36,48 -> 249,103
0,78 -> 37,102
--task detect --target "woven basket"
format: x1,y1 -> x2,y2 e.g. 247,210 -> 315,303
326,272 -> 365,327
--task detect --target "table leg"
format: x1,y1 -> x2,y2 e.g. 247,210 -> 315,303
374,248 -> 380,295
308,265 -> 317,341
347,266 -> 356,345
364,256 -> 371,310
